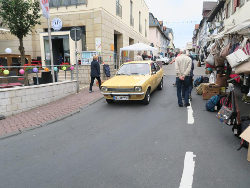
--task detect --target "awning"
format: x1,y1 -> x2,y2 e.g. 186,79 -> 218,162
225,19 -> 250,34
120,43 -> 157,52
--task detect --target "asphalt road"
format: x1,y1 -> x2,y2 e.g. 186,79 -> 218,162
0,63 -> 249,188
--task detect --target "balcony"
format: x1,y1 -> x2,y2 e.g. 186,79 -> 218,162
49,0 -> 88,8
116,2 -> 122,18
130,17 -> 134,27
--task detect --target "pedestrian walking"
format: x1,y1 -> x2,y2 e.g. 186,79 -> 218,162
89,56 -> 101,93
182,53 -> 194,100
175,50 -> 192,107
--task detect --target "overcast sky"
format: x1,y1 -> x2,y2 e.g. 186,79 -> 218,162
144,0 -> 217,49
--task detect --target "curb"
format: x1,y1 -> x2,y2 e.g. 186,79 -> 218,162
0,96 -> 104,140
0,130 -> 21,140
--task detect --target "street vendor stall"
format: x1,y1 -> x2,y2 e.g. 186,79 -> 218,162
119,43 -> 157,67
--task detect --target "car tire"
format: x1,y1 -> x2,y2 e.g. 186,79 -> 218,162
143,88 -> 151,105
106,99 -> 113,104
157,78 -> 163,90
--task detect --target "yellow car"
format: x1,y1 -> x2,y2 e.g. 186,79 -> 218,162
101,61 -> 164,104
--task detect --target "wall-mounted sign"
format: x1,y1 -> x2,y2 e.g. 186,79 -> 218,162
95,38 -> 102,53
52,18 -> 62,31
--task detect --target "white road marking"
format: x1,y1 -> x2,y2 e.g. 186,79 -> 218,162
179,152 -> 196,188
187,101 -> 194,125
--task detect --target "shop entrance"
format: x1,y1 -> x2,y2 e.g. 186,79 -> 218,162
52,38 -> 64,65
44,35 -> 70,66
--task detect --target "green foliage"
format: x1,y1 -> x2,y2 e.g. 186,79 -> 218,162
0,0 -> 41,39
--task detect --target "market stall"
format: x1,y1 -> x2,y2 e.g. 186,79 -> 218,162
119,43 -> 157,67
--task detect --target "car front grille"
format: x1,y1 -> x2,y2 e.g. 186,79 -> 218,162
107,88 -> 134,92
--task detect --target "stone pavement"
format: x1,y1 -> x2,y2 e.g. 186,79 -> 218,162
0,86 -> 103,139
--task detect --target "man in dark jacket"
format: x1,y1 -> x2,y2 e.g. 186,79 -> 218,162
89,56 -> 101,93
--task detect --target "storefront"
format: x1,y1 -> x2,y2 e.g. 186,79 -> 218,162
39,26 -> 86,66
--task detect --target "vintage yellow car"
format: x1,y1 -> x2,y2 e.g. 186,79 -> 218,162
101,61 -> 164,104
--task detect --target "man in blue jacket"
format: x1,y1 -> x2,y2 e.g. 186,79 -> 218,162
89,56 -> 101,93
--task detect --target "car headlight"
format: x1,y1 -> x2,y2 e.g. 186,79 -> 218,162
101,87 -> 108,92
134,86 -> 142,92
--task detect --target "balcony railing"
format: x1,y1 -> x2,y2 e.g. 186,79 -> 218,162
49,0 -> 88,8
130,17 -> 134,27
116,2 -> 122,18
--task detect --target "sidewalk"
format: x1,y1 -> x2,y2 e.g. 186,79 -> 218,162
0,86 -> 103,139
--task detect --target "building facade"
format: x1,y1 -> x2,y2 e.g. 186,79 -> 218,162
148,13 -> 170,55
0,0 -> 149,68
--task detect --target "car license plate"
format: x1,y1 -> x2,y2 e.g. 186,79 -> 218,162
113,96 -> 129,101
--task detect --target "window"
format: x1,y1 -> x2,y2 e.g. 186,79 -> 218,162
116,0 -> 122,17
49,0 -> 88,7
145,19 -> 147,37
240,0 -> 245,7
233,0 -> 240,13
154,63 -> 160,71
139,11 -> 142,33
130,1 -> 134,26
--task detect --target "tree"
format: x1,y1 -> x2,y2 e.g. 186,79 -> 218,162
0,0 -> 41,65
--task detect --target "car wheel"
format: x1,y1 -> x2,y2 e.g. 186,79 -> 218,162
157,78 -> 163,90
143,88 -> 151,105
106,99 -> 113,104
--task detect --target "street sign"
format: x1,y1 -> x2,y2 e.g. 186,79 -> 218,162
70,27 -> 82,41
52,18 -> 63,31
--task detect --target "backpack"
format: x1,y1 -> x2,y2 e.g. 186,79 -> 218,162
194,76 -> 203,87
103,64 -> 111,77
202,77 -> 209,83
206,95 -> 221,112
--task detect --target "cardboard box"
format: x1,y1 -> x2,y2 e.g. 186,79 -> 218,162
202,83 -> 220,94
202,83 -> 220,100
240,126 -> 250,162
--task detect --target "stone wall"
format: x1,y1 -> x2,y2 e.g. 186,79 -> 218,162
72,64 -> 115,85
0,81 -> 77,117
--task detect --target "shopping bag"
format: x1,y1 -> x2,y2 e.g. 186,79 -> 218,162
235,60 -> 250,74
214,54 -> 225,67
206,54 -> 215,66
217,104 -> 233,124
220,43 -> 231,57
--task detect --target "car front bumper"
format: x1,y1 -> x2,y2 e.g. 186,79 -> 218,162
101,92 -> 145,100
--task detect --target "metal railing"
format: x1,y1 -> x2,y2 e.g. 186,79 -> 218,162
116,2 -> 122,17
0,65 -> 76,87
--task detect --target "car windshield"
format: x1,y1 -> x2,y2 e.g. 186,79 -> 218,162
117,63 -> 150,75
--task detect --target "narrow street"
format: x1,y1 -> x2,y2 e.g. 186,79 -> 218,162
0,64 -> 249,188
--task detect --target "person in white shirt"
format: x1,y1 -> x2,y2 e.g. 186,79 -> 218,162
175,50 -> 192,107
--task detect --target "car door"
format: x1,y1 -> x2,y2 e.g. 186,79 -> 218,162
150,63 -> 157,91
154,62 -> 162,86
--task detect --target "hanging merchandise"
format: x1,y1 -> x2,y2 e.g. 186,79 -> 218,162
226,37 -> 250,68
216,74 -> 228,87
220,43 -> 231,57
209,72 -> 216,83
206,53 -> 215,66
235,61 -> 250,74
214,54 -> 225,67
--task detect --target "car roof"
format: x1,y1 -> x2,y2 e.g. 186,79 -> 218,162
123,61 -> 152,65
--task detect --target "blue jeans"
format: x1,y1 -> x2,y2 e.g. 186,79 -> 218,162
182,77 -> 193,98
176,76 -> 191,105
